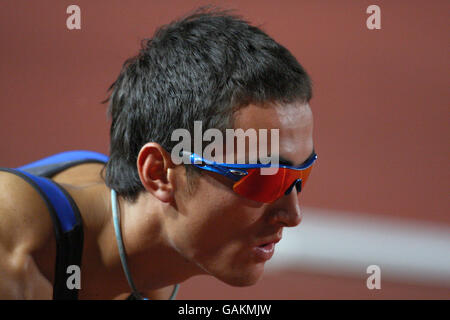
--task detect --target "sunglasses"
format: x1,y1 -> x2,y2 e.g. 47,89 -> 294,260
181,150 -> 317,203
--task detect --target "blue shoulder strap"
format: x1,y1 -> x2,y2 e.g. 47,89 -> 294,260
15,150 -> 109,232
17,150 -> 109,178
14,169 -> 80,233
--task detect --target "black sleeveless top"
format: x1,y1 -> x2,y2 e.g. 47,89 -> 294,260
0,150 -> 108,299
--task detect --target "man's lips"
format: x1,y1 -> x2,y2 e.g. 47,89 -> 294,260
252,237 -> 281,261
256,237 -> 281,247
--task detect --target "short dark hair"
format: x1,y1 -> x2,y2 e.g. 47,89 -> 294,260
103,8 -> 312,202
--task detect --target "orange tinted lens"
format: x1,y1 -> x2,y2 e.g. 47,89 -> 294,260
232,168 -> 289,203
299,165 -> 313,189
232,166 -> 314,203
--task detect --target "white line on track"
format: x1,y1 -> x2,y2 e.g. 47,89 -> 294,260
267,207 -> 450,288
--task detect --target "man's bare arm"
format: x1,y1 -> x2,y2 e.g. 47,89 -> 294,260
0,172 -> 53,299
0,244 -> 52,299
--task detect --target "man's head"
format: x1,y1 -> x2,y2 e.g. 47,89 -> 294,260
103,9 -> 314,286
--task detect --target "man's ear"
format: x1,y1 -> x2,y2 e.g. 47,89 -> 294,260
137,143 -> 175,203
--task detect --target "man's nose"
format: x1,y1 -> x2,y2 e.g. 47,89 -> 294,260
269,190 -> 302,227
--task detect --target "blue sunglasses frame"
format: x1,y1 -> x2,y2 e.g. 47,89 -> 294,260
181,150 -> 318,186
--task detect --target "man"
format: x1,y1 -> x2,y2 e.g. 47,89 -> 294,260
0,9 -> 316,299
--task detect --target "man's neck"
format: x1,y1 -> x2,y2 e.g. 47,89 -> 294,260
73,183 -> 201,298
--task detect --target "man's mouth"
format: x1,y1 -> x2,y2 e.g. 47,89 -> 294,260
253,239 -> 280,261
258,242 -> 275,251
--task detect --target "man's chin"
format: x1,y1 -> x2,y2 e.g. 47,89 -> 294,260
217,263 -> 265,287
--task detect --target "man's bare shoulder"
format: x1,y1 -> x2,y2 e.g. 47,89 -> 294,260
0,171 -> 54,253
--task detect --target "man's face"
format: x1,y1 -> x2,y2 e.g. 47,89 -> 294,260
168,101 -> 314,286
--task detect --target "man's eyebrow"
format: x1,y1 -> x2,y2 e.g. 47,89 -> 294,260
278,148 -> 316,167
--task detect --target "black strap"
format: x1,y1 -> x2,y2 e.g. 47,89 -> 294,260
51,181 -> 84,300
